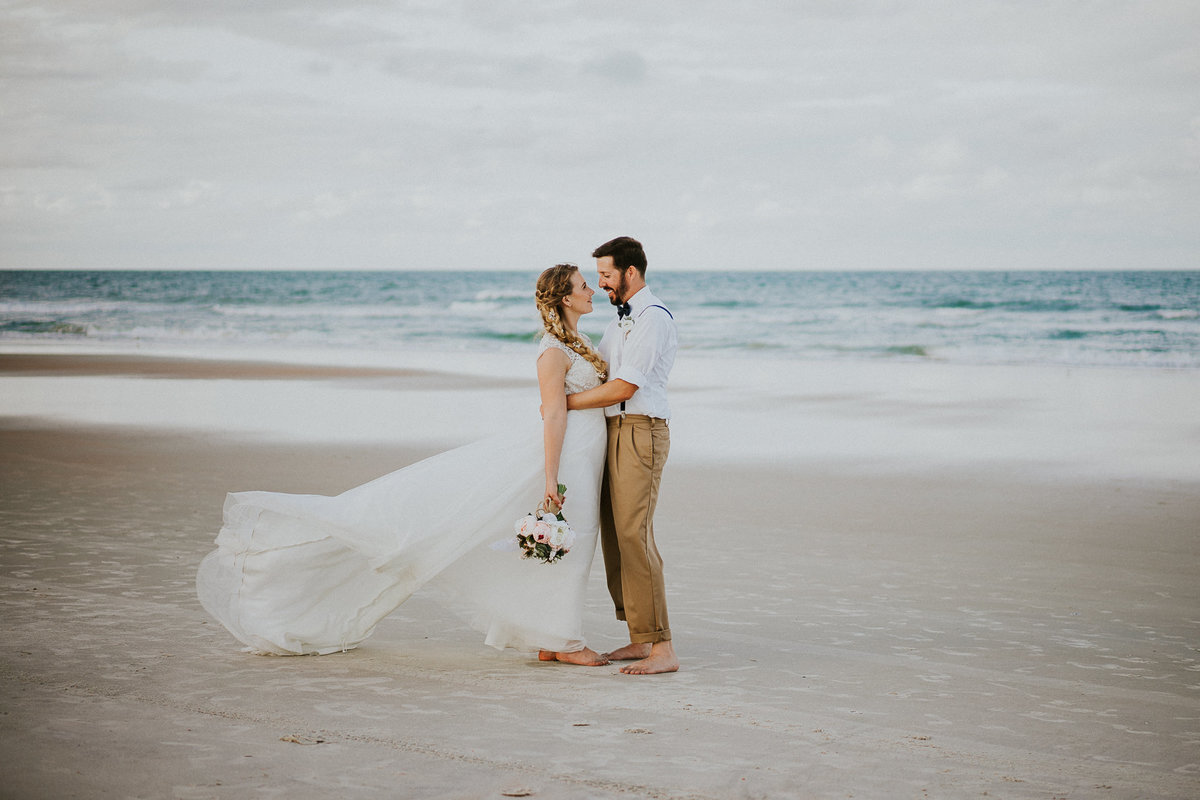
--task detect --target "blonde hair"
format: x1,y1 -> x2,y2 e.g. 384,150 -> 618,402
535,264 -> 608,381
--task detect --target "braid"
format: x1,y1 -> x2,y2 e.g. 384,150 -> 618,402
535,265 -> 608,381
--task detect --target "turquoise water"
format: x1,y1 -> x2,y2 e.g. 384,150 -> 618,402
2,270 -> 1198,369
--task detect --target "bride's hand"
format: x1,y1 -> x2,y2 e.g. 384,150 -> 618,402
543,486 -> 564,513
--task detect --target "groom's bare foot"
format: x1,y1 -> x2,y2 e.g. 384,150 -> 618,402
603,642 -> 651,661
538,647 -> 609,666
619,641 -> 679,675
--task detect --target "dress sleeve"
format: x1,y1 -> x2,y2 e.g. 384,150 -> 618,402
538,334 -> 574,361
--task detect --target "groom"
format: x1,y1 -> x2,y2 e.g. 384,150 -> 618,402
566,236 -> 679,675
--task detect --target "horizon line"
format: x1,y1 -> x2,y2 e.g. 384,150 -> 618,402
3,266 -> 1196,274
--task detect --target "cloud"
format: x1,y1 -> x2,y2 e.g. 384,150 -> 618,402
582,51 -> 648,85
160,179 -> 219,209
2,1 -> 1198,270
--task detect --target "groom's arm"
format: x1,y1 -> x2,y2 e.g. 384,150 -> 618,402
565,378 -> 637,411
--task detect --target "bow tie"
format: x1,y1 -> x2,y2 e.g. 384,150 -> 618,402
616,302 -> 632,319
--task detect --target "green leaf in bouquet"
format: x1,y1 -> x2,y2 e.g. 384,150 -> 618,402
552,483 -> 568,520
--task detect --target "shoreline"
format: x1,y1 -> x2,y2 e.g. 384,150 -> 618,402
0,352 -> 471,381
0,350 -> 536,386
3,348 -> 1197,481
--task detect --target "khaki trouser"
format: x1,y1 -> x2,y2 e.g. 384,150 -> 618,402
599,414 -> 671,644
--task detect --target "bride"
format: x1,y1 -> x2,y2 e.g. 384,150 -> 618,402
196,264 -> 611,666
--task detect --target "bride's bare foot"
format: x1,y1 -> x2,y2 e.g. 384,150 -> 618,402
619,641 -> 679,675
603,642 -> 651,661
538,647 -> 609,666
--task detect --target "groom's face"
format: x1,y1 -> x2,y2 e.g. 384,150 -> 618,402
596,256 -> 629,305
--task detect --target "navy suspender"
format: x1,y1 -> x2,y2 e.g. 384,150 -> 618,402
619,305 -> 672,414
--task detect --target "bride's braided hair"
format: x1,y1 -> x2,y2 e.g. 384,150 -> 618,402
535,264 -> 608,381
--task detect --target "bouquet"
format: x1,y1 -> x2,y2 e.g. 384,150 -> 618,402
502,483 -> 576,564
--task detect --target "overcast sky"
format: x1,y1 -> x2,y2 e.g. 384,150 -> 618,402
3,1 -> 1198,271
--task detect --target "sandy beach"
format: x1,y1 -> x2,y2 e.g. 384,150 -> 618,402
2,351 -> 1199,799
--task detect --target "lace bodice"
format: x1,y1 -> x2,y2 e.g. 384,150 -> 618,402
539,333 -> 604,395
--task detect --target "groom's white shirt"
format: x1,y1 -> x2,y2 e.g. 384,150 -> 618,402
598,286 -> 677,419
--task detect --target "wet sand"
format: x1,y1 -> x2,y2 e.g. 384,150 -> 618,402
2,354 -> 1198,798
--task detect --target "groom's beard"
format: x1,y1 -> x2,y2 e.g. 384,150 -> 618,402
606,274 -> 629,306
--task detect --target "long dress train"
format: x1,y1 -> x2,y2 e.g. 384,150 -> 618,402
195,335 -> 606,655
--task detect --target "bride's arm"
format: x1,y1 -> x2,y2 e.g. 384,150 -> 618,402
537,348 -> 571,509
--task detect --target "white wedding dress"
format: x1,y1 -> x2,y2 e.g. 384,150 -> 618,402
195,334 -> 606,656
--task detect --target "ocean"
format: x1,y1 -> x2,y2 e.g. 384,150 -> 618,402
2,270 -> 1198,370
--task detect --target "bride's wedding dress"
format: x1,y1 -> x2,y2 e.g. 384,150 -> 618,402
195,335 -> 606,655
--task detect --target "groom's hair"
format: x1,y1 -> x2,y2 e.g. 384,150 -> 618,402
592,236 -> 647,276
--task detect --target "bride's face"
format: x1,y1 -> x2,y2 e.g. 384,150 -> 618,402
562,270 -> 595,316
